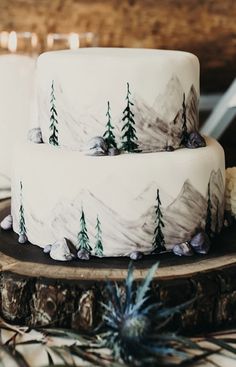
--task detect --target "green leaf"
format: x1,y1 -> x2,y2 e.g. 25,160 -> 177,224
124,262 -> 134,313
145,344 -> 189,359
135,262 -> 159,305
1,345 -> 31,367
46,349 -> 54,365
157,333 -> 203,350
207,337 -> 236,355
155,297 -> 196,321
15,340 -> 43,346
0,344 -> 20,367
106,282 -> 122,316
49,346 -> 72,366
42,328 -> 91,344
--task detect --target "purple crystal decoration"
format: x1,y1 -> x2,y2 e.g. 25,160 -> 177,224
185,132 -> 206,149
190,231 -> 210,255
173,242 -> 194,257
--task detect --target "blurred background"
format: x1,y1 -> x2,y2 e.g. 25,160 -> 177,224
0,0 -> 235,192
0,0 -> 234,92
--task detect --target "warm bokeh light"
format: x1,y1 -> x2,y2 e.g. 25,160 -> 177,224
31,33 -> 38,49
8,31 -> 17,52
68,32 -> 80,49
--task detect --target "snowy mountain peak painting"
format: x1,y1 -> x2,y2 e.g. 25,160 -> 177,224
42,169 -> 224,257
132,76 -> 199,152
153,75 -> 184,123
38,75 -> 199,153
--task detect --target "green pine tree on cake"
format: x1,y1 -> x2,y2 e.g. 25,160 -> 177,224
103,101 -> 117,148
49,80 -> 59,146
205,182 -> 213,238
77,208 -> 92,253
19,181 -> 26,236
180,93 -> 188,146
94,216 -> 104,257
121,82 -> 140,153
152,189 -> 166,253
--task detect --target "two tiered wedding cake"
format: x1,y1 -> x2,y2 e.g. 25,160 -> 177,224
6,48 -> 225,260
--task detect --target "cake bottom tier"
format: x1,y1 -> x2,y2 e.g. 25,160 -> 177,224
11,137 -> 225,257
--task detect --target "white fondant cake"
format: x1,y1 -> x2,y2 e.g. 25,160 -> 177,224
9,48 -> 226,259
11,137 -> 225,257
34,48 -> 199,152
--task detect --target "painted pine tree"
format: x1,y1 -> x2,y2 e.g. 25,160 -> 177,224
94,216 -> 104,257
103,101 -> 117,148
77,208 -> 92,253
152,189 -> 166,253
49,80 -> 59,146
19,181 -> 26,236
121,82 -> 140,152
180,93 -> 188,146
205,182 -> 213,238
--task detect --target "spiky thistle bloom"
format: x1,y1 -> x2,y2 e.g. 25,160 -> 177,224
100,262 -> 198,366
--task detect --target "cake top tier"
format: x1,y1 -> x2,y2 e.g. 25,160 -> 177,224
39,47 -> 198,59
34,48 -> 200,153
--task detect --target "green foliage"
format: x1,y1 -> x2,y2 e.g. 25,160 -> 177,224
121,83 -> 140,153
152,189 -> 166,253
77,208 -> 92,253
103,101 -> 117,148
180,93 -> 188,146
49,80 -> 59,146
94,216 -> 104,257
19,181 -> 26,236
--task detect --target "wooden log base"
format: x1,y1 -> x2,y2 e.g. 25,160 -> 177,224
1,200 -> 236,333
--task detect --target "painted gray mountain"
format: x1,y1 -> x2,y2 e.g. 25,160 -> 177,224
208,169 -> 225,233
186,85 -> 199,131
163,180 -> 207,246
153,75 -> 184,122
38,76 -> 199,152
11,178 -> 48,241
49,169 -> 224,256
133,77 -> 199,152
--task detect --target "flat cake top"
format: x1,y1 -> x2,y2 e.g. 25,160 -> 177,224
34,47 -> 200,152
38,47 -> 198,60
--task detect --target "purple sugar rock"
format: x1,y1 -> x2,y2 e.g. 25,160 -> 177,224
0,214 -> 13,230
43,244 -> 52,254
190,231 -> 211,255
173,242 -> 194,257
18,234 -> 28,244
77,249 -> 91,260
185,132 -> 206,149
85,136 -> 108,156
129,251 -> 143,260
28,127 -> 43,144
108,147 -> 120,156
49,238 -> 74,261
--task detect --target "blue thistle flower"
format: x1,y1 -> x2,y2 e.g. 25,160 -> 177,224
100,262 -> 198,366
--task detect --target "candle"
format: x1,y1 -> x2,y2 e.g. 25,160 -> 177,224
8,31 -> 17,52
68,32 -> 80,50
31,33 -> 38,49
0,31 -> 9,49
47,34 -> 54,49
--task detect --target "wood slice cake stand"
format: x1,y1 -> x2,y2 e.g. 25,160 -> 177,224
0,199 -> 236,334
